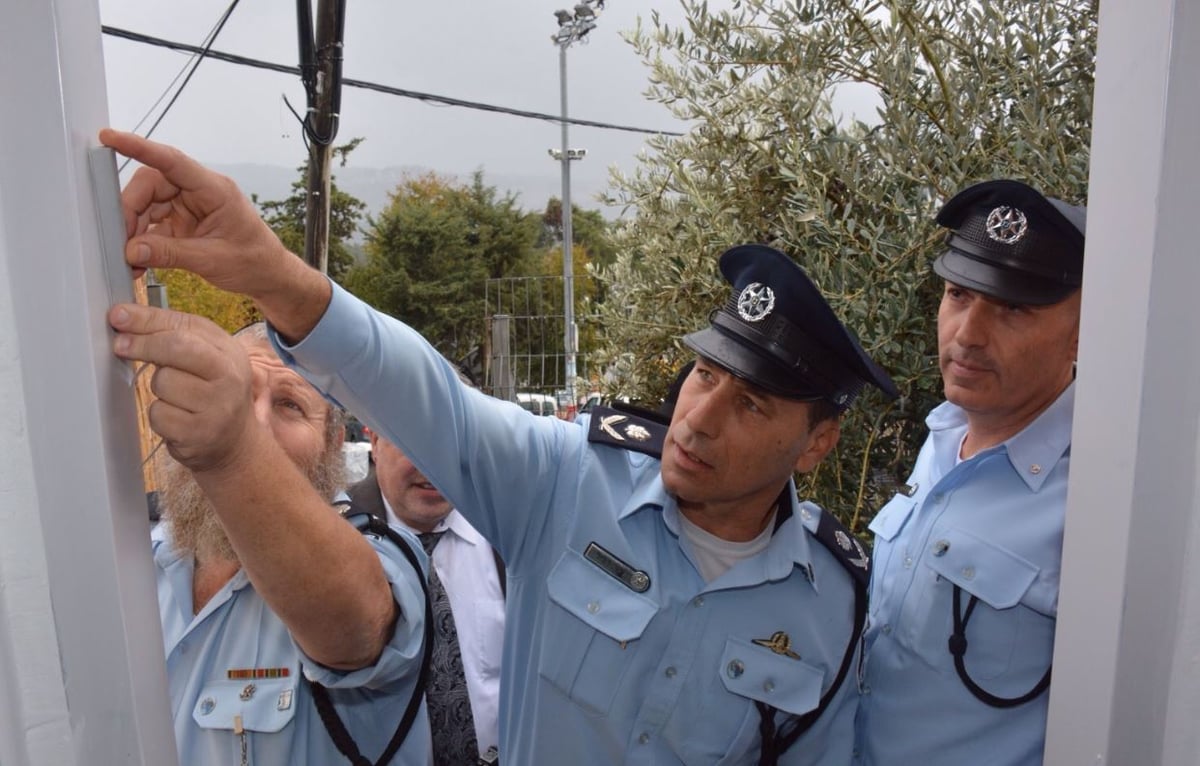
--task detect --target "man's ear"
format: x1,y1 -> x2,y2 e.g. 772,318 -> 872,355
794,417 -> 841,474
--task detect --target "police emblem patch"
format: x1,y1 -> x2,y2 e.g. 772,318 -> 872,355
985,206 -> 1029,244
736,282 -> 775,322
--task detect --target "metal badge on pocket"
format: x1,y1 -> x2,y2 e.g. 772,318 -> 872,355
583,542 -> 651,593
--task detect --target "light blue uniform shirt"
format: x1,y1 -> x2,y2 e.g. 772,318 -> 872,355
854,384 -> 1074,766
153,519 -> 432,765
272,282 -> 861,765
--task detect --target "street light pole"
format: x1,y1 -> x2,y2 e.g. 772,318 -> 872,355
558,41 -> 577,412
551,1 -> 600,415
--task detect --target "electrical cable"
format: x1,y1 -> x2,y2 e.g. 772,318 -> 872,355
101,25 -> 684,137
114,2 -> 242,172
128,1 -> 240,135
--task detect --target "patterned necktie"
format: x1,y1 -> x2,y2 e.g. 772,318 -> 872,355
419,531 -> 479,766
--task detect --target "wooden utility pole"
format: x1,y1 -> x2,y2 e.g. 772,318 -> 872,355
301,0 -> 346,273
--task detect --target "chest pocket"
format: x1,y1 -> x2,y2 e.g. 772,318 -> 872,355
191,677 -> 298,734
916,526 -> 1043,679
541,548 -> 658,714
718,636 -> 825,716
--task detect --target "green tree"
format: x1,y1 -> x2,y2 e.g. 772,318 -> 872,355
538,198 -> 617,268
594,0 -> 1096,532
256,139 -> 368,281
343,171 -> 541,368
154,270 -> 258,333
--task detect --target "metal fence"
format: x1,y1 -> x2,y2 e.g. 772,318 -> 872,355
484,275 -> 586,416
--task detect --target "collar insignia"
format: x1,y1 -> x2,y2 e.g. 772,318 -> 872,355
736,282 -> 775,322
752,631 -> 801,660
985,206 -> 1029,244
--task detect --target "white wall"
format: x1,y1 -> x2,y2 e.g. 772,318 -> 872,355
0,0 -> 177,763
1045,0 -> 1200,762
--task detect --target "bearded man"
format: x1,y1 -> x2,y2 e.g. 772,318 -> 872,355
142,319 -> 430,765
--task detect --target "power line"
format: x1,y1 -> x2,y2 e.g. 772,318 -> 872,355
101,26 -> 684,137
135,1 -> 241,143
129,0 -> 241,135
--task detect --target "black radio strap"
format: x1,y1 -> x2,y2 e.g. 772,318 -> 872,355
949,584 -> 1051,708
309,512 -> 435,766
755,572 -> 866,765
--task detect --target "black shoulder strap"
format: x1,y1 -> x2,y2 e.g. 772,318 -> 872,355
757,508 -> 869,765
812,506 -> 871,589
309,508 -> 434,766
492,546 -> 506,598
586,405 -> 667,459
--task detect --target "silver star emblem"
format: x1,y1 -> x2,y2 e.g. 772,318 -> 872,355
736,283 -> 775,322
985,206 -> 1029,244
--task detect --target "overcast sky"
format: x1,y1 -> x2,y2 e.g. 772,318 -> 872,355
99,0 -> 698,210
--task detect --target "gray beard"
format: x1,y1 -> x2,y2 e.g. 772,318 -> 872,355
159,444 -> 346,564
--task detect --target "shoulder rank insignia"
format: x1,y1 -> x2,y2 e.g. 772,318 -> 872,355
587,405 -> 666,459
812,506 -> 870,587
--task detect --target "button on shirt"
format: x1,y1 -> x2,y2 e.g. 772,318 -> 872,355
271,282 -> 861,765
384,504 -> 505,756
152,520 -> 431,765
854,384 -> 1074,766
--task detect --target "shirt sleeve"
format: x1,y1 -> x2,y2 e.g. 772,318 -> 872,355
298,525 -> 428,691
269,279 -> 585,570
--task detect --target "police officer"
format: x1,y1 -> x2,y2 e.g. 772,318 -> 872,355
854,179 -> 1086,765
103,122 -> 900,766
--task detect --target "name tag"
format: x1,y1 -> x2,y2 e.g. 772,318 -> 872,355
584,542 -> 651,593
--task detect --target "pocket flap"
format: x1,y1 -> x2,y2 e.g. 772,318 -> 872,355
922,526 -> 1039,609
718,637 -> 824,717
546,548 -> 658,642
868,495 -> 916,542
192,677 -> 298,733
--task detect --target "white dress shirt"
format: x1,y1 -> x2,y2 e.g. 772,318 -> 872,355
384,501 -> 506,757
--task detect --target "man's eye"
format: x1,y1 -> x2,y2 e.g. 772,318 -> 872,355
276,399 -> 304,414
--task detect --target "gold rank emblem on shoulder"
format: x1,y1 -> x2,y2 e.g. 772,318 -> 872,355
752,631 -> 801,660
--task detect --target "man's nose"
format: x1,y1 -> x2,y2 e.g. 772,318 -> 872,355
955,301 -> 991,348
250,366 -> 272,424
685,386 -> 726,438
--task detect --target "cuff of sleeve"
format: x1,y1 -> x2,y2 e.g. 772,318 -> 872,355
269,279 -> 365,374
301,529 -> 428,691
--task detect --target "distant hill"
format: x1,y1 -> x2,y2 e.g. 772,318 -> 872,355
212,162 -> 625,233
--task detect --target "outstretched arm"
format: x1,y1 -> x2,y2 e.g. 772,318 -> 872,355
99,128 -> 330,344
111,303 -> 400,669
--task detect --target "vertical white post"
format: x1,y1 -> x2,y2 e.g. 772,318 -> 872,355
1045,0 -> 1200,762
558,42 -> 578,405
0,1 -> 177,764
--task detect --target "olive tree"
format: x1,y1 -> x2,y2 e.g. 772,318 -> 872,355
593,0 -> 1096,531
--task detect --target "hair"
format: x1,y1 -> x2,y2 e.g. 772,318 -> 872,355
806,398 -> 844,430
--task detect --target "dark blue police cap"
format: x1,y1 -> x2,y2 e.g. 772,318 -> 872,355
683,245 -> 898,408
934,179 -> 1087,305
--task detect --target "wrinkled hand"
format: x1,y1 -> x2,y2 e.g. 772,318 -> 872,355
98,129 -> 291,302
110,303 -> 265,474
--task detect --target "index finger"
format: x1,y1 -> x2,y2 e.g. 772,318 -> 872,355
98,129 -> 215,235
